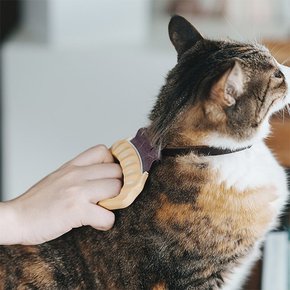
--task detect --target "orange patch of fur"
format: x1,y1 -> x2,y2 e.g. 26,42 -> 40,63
156,194 -> 193,225
21,261 -> 54,285
0,246 -> 54,289
204,100 -> 227,124
169,105 -> 209,146
152,281 -> 167,290
171,104 -> 228,147
15,246 -> 54,287
198,181 -> 277,239
156,170 -> 277,256
0,268 -> 5,289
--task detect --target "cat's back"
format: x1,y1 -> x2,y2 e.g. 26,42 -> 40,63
0,227 -> 104,289
0,243 -> 58,288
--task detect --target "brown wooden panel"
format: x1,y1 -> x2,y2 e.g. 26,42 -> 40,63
263,40 -> 290,66
266,116 -> 290,168
243,259 -> 262,290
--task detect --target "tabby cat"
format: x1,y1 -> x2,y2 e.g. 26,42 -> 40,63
0,15 -> 289,290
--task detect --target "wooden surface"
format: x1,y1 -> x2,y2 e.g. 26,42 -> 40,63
243,260 -> 262,290
266,116 -> 290,168
263,40 -> 290,66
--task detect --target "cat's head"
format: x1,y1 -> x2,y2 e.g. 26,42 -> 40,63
149,15 -> 290,149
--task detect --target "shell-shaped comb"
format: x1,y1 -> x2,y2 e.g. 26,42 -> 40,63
98,139 -> 149,210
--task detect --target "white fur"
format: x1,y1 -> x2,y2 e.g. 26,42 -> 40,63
208,141 -> 288,289
221,246 -> 261,290
208,142 -> 288,203
280,64 -> 290,103
206,63 -> 290,289
209,142 -> 288,289
207,143 -> 288,290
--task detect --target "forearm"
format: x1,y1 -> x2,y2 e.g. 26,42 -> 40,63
0,201 -> 22,245
0,145 -> 122,246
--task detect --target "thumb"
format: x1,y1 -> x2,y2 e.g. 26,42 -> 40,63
82,204 -> 115,231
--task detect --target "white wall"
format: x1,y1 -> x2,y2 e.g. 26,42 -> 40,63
2,0 -> 176,200
21,0 -> 151,47
2,41 -> 175,200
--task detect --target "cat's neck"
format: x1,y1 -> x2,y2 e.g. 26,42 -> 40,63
204,134 -> 259,151
203,117 -> 271,151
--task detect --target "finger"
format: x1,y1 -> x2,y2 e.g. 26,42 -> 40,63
78,163 -> 122,181
82,204 -> 115,231
70,145 -> 114,166
83,179 -> 122,203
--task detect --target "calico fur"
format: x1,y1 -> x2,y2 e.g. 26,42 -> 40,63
0,16 -> 289,290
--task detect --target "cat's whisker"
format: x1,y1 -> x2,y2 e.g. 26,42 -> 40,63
271,45 -> 285,60
277,109 -> 284,120
223,16 -> 245,41
251,38 -> 260,48
255,30 -> 262,45
276,111 -> 282,121
266,42 -> 281,54
286,104 -> 290,116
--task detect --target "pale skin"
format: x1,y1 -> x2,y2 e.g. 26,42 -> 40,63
0,145 -> 122,245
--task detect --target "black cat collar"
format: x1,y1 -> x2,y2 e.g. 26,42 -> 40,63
98,128 -> 251,210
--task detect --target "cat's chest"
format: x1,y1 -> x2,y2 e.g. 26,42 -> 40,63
208,142 -> 288,211
209,143 -> 285,190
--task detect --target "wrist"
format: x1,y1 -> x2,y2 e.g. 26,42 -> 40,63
0,200 -> 23,245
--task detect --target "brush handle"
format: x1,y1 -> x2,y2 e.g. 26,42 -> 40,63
98,139 -> 148,210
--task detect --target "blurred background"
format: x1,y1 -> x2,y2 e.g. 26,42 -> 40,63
0,1 -> 290,289
1,0 -> 290,201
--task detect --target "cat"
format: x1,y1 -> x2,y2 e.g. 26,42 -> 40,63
0,15 -> 289,290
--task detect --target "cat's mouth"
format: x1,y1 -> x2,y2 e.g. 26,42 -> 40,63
269,95 -> 289,117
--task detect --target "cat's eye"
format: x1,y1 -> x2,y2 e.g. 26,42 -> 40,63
273,70 -> 284,79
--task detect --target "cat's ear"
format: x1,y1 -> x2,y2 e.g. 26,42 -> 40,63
168,15 -> 203,57
210,61 -> 244,107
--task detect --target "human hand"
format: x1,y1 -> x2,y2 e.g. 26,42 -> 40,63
0,145 -> 122,245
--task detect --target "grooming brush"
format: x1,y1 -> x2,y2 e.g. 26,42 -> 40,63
98,128 -> 159,210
